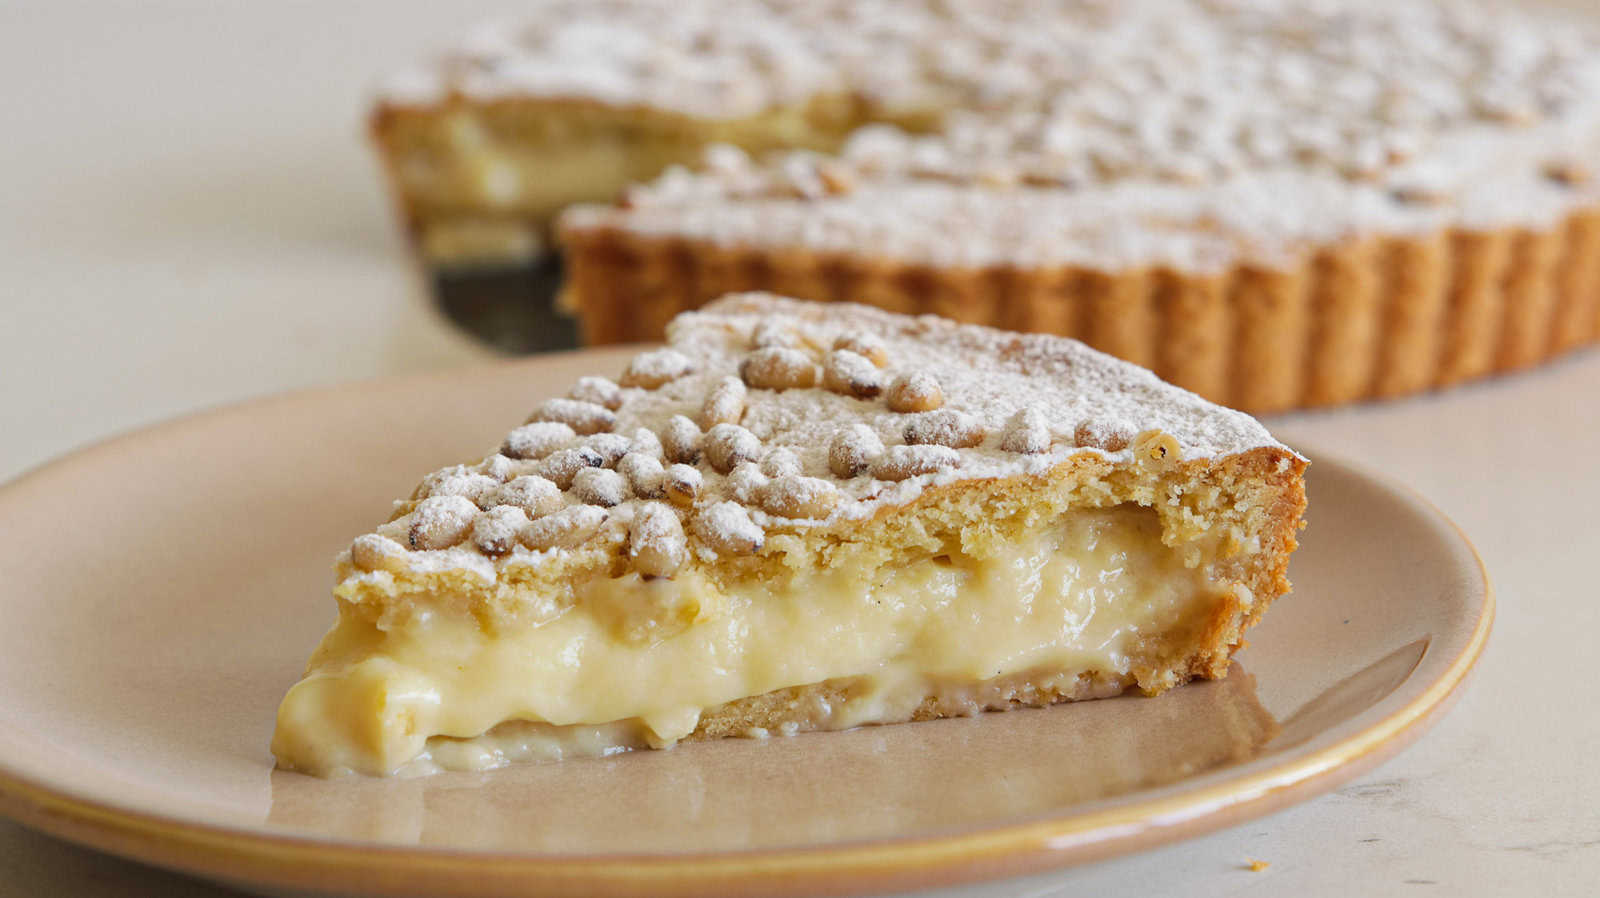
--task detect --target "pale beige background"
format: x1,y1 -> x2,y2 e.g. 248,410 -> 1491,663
2,1 -> 1597,896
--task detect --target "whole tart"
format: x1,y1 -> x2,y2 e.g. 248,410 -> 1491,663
272,294 -> 1307,777
367,0 -> 1600,411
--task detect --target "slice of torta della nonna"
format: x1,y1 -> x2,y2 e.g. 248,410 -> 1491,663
272,293 -> 1306,777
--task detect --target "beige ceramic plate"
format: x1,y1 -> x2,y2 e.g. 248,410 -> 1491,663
0,349 -> 1490,898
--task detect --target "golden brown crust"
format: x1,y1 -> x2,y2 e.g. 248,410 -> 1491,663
688,668 -> 1136,742
559,212 -> 1600,412
1551,210 -> 1600,355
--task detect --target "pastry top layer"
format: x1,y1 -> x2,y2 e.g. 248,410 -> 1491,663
382,0 -> 1597,137
346,294 -> 1295,584
665,293 -> 1288,461
479,0 -> 1599,270
561,141 -> 1599,272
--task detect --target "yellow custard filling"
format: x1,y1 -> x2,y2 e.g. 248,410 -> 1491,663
273,505 -> 1239,777
377,96 -> 946,263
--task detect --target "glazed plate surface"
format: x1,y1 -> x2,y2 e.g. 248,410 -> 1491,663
0,349 -> 1491,897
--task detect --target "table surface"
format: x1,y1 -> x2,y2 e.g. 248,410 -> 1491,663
3,2 -> 1596,896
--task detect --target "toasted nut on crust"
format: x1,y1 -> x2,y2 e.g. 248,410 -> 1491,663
727,461 -> 769,504
664,463 -> 703,506
903,409 -> 985,449
750,318 -> 797,349
502,421 -> 576,460
828,424 -> 884,478
424,471 -> 500,508
662,415 -> 703,465
1389,183 -> 1449,206
761,447 -> 802,478
583,432 -> 632,466
630,502 -> 687,577
1133,430 -> 1182,469
629,426 -> 664,460
823,349 -> 886,399
620,348 -> 695,388
699,376 -> 748,429
740,347 -> 818,390
1543,159 -> 1592,186
491,474 -> 564,518
350,533 -> 408,572
539,447 -> 606,489
871,444 -> 959,481
478,454 -> 516,483
568,375 -> 624,410
571,467 -> 627,507
817,165 -> 855,196
618,452 -> 665,499
529,398 -> 616,435
694,501 -> 765,555
759,475 -> 841,519
473,505 -> 529,556
831,334 -> 889,367
704,423 -> 762,474
408,495 -> 479,550
886,371 -> 944,412
1074,421 -> 1131,452
1000,407 -> 1051,454
521,505 -> 608,551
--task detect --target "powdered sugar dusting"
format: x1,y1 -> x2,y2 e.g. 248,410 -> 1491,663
620,348 -> 696,388
355,294 -> 1295,583
694,500 -> 766,554
1000,408 -> 1051,454
903,409 -> 985,449
534,0 -> 1600,270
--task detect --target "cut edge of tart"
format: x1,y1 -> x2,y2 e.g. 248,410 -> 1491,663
271,294 -> 1307,777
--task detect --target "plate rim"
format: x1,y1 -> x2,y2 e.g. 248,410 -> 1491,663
0,357 -> 1495,898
